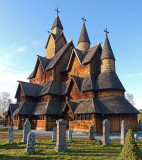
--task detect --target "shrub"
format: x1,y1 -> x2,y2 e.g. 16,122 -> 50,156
118,129 -> 141,160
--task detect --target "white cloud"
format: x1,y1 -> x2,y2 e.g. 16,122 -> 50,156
135,97 -> 142,110
0,45 -> 29,101
127,73 -> 142,77
31,40 -> 40,46
17,46 -> 27,52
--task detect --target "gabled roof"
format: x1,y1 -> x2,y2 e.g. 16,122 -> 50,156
45,31 -> 67,49
78,22 -> 90,44
51,16 -> 63,30
9,103 -> 19,114
82,43 -> 102,64
46,41 -> 73,71
97,72 -> 125,91
15,81 -> 39,98
70,75 -> 83,92
13,102 -> 35,115
97,97 -> 140,114
27,56 -> 50,79
101,34 -> 115,60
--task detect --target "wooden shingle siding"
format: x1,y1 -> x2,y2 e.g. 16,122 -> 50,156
30,62 -> 46,85
97,90 -> 124,98
46,36 -> 55,59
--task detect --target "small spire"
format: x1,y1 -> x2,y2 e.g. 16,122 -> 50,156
78,17 -> 90,44
101,28 -> 115,60
51,7 -> 63,30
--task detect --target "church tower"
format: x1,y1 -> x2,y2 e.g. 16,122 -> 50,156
101,28 -> 115,73
45,8 -> 66,59
78,17 -> 90,51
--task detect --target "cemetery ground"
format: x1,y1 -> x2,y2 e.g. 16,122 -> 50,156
0,127 -> 142,160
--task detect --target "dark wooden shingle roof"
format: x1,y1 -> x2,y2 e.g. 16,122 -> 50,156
78,22 -> 90,44
97,72 -> 125,91
101,34 -> 115,60
51,16 -> 63,30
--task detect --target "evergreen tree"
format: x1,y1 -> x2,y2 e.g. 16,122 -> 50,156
118,129 -> 141,160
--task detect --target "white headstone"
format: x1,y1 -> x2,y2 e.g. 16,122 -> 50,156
52,127 -> 57,141
26,132 -> 35,153
22,118 -> 31,143
68,129 -> 72,141
8,127 -> 14,143
134,134 -> 139,142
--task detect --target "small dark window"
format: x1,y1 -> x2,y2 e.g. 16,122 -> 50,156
89,114 -> 92,120
77,115 -> 80,120
74,115 -> 77,120
85,115 -> 89,120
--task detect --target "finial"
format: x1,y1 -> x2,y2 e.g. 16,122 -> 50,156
82,16 -> 86,23
104,28 -> 109,36
55,6 -> 60,16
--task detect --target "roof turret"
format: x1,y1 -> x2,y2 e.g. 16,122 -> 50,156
78,17 -> 90,44
101,28 -> 115,60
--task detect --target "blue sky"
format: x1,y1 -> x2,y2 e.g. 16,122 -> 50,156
0,0 -> 142,109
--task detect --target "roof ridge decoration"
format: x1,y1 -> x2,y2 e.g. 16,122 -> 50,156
51,7 -> 63,30
101,28 -> 115,60
78,17 -> 90,44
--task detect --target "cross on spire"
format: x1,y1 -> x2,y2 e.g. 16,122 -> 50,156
104,28 -> 109,35
55,7 -> 60,16
82,16 -> 86,23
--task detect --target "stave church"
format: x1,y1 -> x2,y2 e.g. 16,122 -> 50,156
5,9 -> 139,132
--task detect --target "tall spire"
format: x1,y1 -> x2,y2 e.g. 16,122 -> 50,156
78,17 -> 90,44
78,17 -> 90,51
101,28 -> 115,60
51,7 -> 63,31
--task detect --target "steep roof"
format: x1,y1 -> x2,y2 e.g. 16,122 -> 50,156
51,16 -> 63,30
82,43 -> 102,64
46,41 -> 73,71
15,81 -> 39,98
13,102 -> 35,115
101,34 -> 115,60
9,103 -> 19,114
32,101 -> 59,115
97,72 -> 125,91
97,97 -> 140,114
78,22 -> 90,44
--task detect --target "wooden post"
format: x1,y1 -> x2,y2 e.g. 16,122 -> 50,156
45,115 -> 48,131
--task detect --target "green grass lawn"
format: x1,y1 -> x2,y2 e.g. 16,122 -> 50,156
0,126 -> 142,160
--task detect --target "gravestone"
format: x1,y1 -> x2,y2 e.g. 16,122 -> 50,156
22,118 -> 31,143
52,127 -> 57,141
26,132 -> 35,153
134,134 -> 139,142
68,129 -> 72,141
102,119 -> 111,145
8,127 -> 14,143
55,119 -> 68,152
89,125 -> 94,140
120,120 -> 126,145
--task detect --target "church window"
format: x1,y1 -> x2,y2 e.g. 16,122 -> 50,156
77,115 -> 80,120
85,114 -> 89,120
89,114 -> 92,120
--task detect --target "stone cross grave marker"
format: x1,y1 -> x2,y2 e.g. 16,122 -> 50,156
52,127 -> 57,141
55,119 -> 68,152
68,129 -> 72,141
134,134 -> 139,143
8,127 -> 14,143
120,120 -> 126,145
22,118 -> 31,143
26,132 -> 35,153
102,119 -> 111,145
89,125 -> 94,140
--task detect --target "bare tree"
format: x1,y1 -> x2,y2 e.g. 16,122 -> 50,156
0,92 -> 12,114
125,93 -> 135,106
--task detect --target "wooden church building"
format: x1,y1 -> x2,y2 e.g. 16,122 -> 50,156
5,9 -> 139,132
